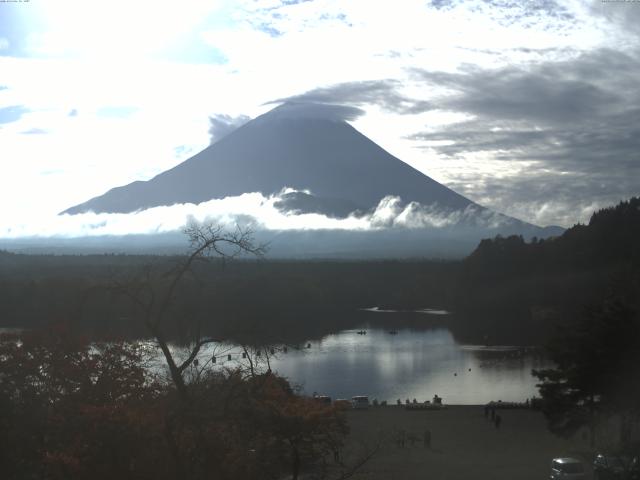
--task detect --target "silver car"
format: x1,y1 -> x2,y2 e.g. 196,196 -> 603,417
551,457 -> 586,480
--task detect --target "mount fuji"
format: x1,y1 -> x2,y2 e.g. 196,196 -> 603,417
65,103 -> 479,216
58,102 -> 562,257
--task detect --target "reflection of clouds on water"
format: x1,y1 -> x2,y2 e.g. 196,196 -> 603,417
415,308 -> 450,315
361,306 -> 452,315
293,329 -> 460,392
145,327 -> 551,404
266,327 -> 550,404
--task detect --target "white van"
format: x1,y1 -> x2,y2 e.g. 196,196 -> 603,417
351,396 -> 370,409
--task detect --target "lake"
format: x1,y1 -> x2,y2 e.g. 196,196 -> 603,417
3,319 -> 549,405
190,322 -> 550,405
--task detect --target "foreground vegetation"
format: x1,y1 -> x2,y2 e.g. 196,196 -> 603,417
0,198 -> 639,477
0,325 -> 357,480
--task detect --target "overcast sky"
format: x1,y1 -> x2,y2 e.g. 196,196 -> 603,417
1,0 -> 639,230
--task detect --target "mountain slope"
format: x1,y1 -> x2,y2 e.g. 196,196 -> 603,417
63,103 -> 476,215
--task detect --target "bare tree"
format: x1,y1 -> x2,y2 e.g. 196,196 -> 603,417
109,223 -> 380,480
113,220 -> 265,399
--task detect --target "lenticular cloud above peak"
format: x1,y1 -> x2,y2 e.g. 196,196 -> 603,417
259,101 -> 366,122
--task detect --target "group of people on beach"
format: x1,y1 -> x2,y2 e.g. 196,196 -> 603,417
396,394 -> 443,406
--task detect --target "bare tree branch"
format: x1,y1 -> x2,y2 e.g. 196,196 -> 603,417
111,220 -> 266,399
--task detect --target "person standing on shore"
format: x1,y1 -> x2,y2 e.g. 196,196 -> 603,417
396,429 -> 406,448
423,428 -> 432,449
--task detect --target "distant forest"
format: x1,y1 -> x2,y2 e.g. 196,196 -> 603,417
458,197 -> 640,343
1,197 -> 638,345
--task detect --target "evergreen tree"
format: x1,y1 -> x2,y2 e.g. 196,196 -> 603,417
533,299 -> 640,447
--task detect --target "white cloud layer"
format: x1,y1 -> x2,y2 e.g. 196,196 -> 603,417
0,190 -> 510,239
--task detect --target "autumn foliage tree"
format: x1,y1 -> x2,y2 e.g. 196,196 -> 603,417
0,326 -> 350,480
0,325 -> 165,480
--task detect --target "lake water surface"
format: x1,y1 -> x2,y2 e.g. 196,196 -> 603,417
194,324 -> 550,405
3,324 -> 548,405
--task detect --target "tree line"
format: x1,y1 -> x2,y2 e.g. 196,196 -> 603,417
1,197 -> 639,346
452,197 -> 640,344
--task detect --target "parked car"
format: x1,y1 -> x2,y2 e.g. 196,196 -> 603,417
313,395 -> 332,405
594,454 -> 638,480
550,457 -> 586,480
351,396 -> 370,409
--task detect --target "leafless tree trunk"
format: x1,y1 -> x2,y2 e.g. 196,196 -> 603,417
112,221 -> 265,400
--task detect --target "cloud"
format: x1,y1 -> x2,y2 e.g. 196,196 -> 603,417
96,106 -> 138,118
428,0 -> 456,10
0,190 -> 513,239
366,196 -> 510,229
262,102 -> 366,122
22,1 -> 225,61
20,128 -> 49,135
405,48 -> 640,226
274,80 -> 433,114
433,0 -> 576,30
589,0 -> 640,37
441,166 -> 632,227
474,0 -> 575,25
208,113 -> 251,144
412,55 -> 623,125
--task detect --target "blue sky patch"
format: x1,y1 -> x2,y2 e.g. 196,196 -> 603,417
0,105 -> 29,124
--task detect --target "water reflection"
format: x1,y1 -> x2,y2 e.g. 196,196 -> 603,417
157,326 -> 549,405
266,327 -> 548,405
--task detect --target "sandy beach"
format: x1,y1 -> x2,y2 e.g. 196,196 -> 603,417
341,405 -> 592,480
